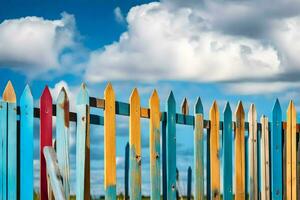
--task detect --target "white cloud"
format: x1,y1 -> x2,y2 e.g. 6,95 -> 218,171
114,7 -> 125,23
0,12 -> 78,77
85,3 -> 281,84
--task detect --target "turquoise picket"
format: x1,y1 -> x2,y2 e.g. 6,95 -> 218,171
271,99 -> 282,199
76,83 -> 90,200
20,85 -> 34,200
194,97 -> 204,200
166,91 -> 176,200
56,88 -> 70,199
223,102 -> 233,200
0,100 -> 7,200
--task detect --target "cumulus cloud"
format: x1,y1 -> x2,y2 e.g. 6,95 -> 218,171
0,12 -> 79,78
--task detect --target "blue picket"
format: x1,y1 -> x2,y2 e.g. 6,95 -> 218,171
76,83 -> 90,200
0,100 -> 7,200
20,85 -> 34,200
166,91 -> 176,200
223,102 -> 233,200
271,99 -> 282,199
56,88 -> 70,199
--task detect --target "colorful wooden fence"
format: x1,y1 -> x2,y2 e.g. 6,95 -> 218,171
1,80 -> 300,199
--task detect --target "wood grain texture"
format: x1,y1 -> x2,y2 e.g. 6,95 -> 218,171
20,85 -> 34,200
248,104 -> 258,200
76,83 -> 90,200
209,101 -> 220,199
149,90 -> 161,200
56,87 -> 70,200
235,101 -> 245,200
166,91 -> 176,200
271,99 -> 282,200
181,98 -> 189,115
104,83 -> 117,200
260,116 -> 270,200
129,88 -> 142,200
223,102 -> 233,200
286,101 -> 297,200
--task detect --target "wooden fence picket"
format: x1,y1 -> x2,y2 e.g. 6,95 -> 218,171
286,101 -> 297,200
76,83 -> 90,200
166,91 -> 176,200
3,81 -> 17,200
223,102 -> 233,200
235,101 -> 245,200
104,83 -> 117,199
187,167 -> 192,200
194,97 -> 204,200
129,88 -> 142,200
40,86 -> 53,200
271,99 -> 282,199
248,104 -> 258,200
260,115 -> 270,200
20,85 -> 34,200
56,87 -> 70,199
209,101 -> 220,199
149,90 -> 161,200
125,142 -> 129,200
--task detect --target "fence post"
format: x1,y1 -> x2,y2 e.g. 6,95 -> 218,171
125,142 -> 129,200
260,115 -> 270,200
248,104 -> 258,200
20,85 -> 34,200
166,91 -> 176,200
286,101 -> 297,199
235,101 -> 245,200
129,88 -> 142,200
76,83 -> 90,200
187,167 -> 192,200
149,90 -> 161,200
271,99 -> 282,199
104,83 -> 117,199
194,97 -> 204,200
209,101 -> 220,199
2,81 -> 17,200
223,102 -> 232,200
56,87 -> 70,199
40,86 -> 53,200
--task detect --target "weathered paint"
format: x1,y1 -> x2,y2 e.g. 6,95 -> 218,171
194,97 -> 204,200
76,83 -> 90,200
286,101 -> 297,200
104,83 -> 116,200
149,90 -> 161,200
129,88 -> 142,200
125,143 -> 129,200
43,147 -> 66,200
187,167 -> 192,200
206,127 -> 211,200
209,101 -> 220,199
248,104 -> 258,200
20,85 -> 34,200
162,119 -> 167,200
2,81 -> 17,200
166,91 -> 176,200
181,98 -> 189,115
235,101 -> 245,200
223,102 -> 233,200
56,88 -> 70,200
40,86 -> 53,200
0,100 -> 7,200
271,99 -> 282,200
260,116 -> 270,200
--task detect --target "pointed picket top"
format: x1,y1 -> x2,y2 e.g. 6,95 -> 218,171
167,91 -> 175,104
235,101 -> 245,117
150,89 -> 159,105
181,98 -> 189,115
104,82 -> 114,97
130,88 -> 140,105
76,83 -> 89,105
287,100 -> 296,113
224,102 -> 232,115
57,87 -> 69,104
273,98 -> 282,114
210,100 -> 219,117
194,97 -> 203,114
20,84 -> 33,105
248,103 -> 257,122
2,80 -> 16,103
41,85 -> 52,99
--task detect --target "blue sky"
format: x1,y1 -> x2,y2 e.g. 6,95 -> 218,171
1,0 -> 300,196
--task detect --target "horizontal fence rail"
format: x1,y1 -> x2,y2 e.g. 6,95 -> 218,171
0,80 -> 299,200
